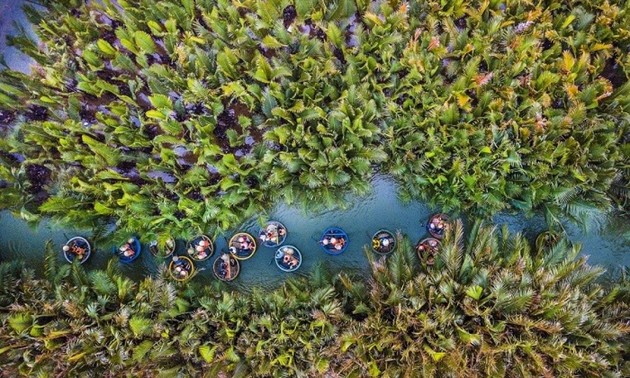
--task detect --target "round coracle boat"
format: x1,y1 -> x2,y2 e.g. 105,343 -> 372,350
371,229 -> 396,255
427,213 -> 450,239
63,236 -> 91,264
112,237 -> 142,264
275,245 -> 302,272
229,232 -> 257,260
319,227 -> 349,255
416,237 -> 440,266
149,238 -> 175,258
258,221 -> 288,248
168,255 -> 195,282
213,254 -> 240,282
186,235 -> 214,261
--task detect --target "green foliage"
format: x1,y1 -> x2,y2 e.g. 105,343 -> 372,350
7,313 -> 33,334
0,223 -> 629,376
0,261 -> 27,306
0,0 -> 628,238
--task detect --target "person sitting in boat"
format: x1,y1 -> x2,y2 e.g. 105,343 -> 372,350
194,239 -> 210,260
64,244 -> 85,260
333,237 -> 345,251
428,221 -> 440,234
219,254 -> 234,279
75,245 -> 86,256
195,241 -> 208,260
321,238 -> 330,247
119,239 -> 136,258
172,255 -> 189,269
417,240 -> 438,265
380,237 -> 391,252
266,224 -> 277,239
198,239 -> 210,249
166,239 -> 175,250
241,238 -> 255,251
172,256 -> 191,279
282,247 -> 299,269
278,227 -> 286,236
233,237 -> 248,252
173,265 -> 188,279
436,220 -> 445,233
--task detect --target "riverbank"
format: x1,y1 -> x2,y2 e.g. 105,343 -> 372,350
1,224 -> 628,376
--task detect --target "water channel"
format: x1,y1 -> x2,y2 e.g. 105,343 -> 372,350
1,175 -> 628,291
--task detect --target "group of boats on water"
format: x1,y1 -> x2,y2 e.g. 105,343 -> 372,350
61,214 -> 451,282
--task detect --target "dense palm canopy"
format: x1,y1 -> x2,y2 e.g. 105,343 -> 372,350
0,0 -> 628,237
0,222 -> 628,376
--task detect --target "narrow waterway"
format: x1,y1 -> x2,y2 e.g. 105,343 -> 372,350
1,175 -> 628,290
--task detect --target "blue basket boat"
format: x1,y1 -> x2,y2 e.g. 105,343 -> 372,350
275,245 -> 302,272
63,236 -> 91,264
319,227 -> 349,255
112,237 -> 142,264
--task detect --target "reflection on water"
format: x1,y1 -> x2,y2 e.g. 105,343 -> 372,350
0,0 -> 36,72
564,216 -> 630,272
0,175 -> 628,289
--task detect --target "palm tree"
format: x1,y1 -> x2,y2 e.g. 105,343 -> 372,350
1,220 -> 629,375
336,221 -> 630,376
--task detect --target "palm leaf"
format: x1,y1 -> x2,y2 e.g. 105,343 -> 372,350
134,30 -> 156,54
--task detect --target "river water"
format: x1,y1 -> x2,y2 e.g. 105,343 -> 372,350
0,175 -> 628,290
0,0 -> 35,73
